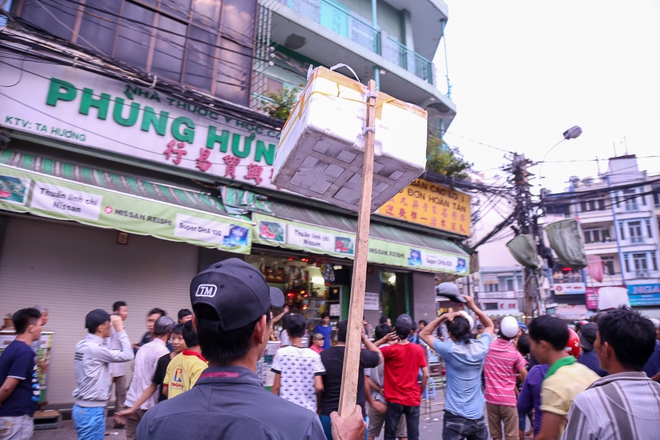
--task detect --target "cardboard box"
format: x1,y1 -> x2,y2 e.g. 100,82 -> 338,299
273,67 -> 427,212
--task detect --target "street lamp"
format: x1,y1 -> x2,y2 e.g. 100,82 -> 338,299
537,125 -> 583,183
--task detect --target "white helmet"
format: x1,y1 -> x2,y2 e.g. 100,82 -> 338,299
500,316 -> 519,339
457,311 -> 475,330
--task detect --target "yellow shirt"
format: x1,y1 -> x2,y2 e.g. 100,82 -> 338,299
164,350 -> 208,399
540,362 -> 599,436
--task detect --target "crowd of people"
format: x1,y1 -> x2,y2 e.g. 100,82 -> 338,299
1,258 -> 660,439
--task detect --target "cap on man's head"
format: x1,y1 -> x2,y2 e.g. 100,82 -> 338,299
154,316 -> 175,335
394,314 -> 414,336
579,322 -> 598,351
85,309 -> 110,329
190,258 -> 284,332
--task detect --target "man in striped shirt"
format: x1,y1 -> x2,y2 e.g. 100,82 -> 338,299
562,307 -> 660,440
483,316 -> 527,440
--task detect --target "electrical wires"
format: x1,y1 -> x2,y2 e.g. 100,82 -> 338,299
0,23 -> 285,131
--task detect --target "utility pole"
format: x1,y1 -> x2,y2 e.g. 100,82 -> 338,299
505,154 -> 541,322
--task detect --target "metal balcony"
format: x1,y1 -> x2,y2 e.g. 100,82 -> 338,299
272,0 -> 436,85
382,36 -> 433,83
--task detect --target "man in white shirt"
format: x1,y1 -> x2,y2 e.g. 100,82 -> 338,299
123,315 -> 173,440
271,313 -> 325,412
108,301 -> 129,429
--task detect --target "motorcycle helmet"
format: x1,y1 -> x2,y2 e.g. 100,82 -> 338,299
565,328 -> 581,358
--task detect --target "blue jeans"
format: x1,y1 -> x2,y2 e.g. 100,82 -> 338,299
384,403 -> 420,440
72,404 -> 106,440
442,410 -> 488,440
320,414 -> 368,440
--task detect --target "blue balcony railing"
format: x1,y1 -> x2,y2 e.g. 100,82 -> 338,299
382,36 -> 433,84
276,0 -> 435,85
277,0 -> 379,53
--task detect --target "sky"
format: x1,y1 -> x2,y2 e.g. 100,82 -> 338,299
439,0 -> 660,194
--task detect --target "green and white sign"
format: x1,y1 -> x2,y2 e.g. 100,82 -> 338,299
0,165 -> 252,254
253,213 -> 467,274
0,51 -> 281,189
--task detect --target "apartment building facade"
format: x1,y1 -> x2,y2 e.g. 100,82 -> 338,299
545,155 -> 660,317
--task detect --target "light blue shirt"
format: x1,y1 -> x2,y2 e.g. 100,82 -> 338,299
433,333 -> 491,419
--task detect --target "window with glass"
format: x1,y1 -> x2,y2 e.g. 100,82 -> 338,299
602,256 -> 616,275
18,0 -> 256,105
633,253 -> 648,271
654,191 -> 660,207
583,228 -> 610,244
628,221 -> 643,243
624,189 -> 638,211
485,283 -> 499,293
580,198 -> 606,212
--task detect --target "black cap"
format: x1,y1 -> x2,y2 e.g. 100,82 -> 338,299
190,258 -> 284,332
153,316 -> 175,335
436,283 -> 466,303
579,323 -> 598,351
85,309 -> 110,329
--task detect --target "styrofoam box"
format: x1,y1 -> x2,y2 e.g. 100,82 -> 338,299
273,67 -> 428,212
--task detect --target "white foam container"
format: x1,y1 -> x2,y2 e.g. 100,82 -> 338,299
273,67 -> 427,212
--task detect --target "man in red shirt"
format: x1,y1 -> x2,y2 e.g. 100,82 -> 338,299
376,314 -> 428,440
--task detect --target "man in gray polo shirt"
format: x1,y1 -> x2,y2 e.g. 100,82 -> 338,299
563,307 -> 660,439
136,258 -> 329,440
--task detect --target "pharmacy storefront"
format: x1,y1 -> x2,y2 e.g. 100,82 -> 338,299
0,50 -> 280,406
0,51 -> 470,406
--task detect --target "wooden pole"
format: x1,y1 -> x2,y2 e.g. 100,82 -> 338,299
337,79 -> 377,417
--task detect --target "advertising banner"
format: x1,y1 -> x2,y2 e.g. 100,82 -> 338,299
553,282 -> 586,295
628,284 -> 660,306
585,286 -> 626,310
253,213 -> 467,275
0,165 -> 251,254
377,178 -> 471,236
497,301 -> 519,312
0,52 -> 281,190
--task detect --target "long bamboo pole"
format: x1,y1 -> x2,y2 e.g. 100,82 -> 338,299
337,79 -> 377,417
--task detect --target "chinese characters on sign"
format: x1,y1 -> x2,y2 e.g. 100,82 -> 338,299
377,179 -> 471,236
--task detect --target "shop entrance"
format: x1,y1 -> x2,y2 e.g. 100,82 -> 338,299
380,270 -> 411,322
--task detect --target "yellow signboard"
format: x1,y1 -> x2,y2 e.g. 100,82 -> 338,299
377,179 -> 471,236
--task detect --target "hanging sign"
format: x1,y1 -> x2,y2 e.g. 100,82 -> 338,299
377,178 -> 471,236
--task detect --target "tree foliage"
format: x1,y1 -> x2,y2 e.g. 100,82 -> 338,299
426,132 -> 472,179
263,87 -> 300,121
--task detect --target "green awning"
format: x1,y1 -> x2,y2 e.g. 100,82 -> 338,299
0,150 -> 252,254
252,200 -> 468,275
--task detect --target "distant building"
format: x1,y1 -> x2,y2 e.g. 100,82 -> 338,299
544,155 -> 660,318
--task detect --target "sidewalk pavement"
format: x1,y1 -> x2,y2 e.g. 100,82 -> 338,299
31,399 -> 448,440
32,418 -> 128,440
